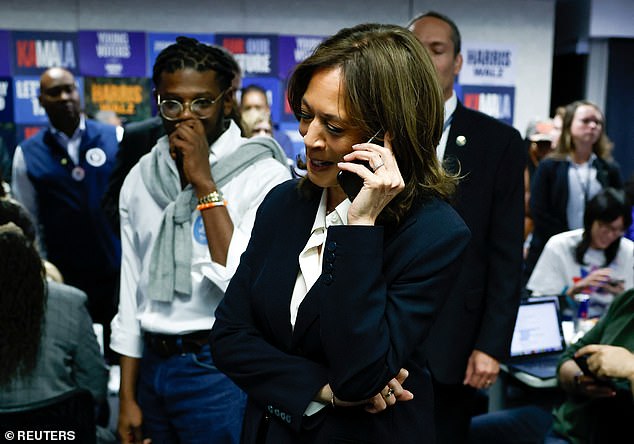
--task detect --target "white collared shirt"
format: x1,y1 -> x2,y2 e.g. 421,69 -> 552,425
110,120 -> 292,358
49,115 -> 86,165
436,91 -> 458,162
290,189 -> 350,416
290,190 -> 350,327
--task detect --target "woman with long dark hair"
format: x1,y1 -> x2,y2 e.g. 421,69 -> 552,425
0,222 -> 107,419
0,225 -> 45,388
527,187 -> 633,318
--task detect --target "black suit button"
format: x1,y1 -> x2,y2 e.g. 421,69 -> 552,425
322,274 -> 333,285
326,241 -> 337,252
325,252 -> 336,262
324,262 -> 334,272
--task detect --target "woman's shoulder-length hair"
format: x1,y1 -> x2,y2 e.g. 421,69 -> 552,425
551,100 -> 613,161
288,23 -> 457,225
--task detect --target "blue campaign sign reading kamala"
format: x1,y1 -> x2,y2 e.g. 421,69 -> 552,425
11,31 -> 78,76
217,34 -> 277,78
13,75 -> 84,124
78,31 -> 146,77
0,31 -> 11,76
146,32 -> 215,77
277,35 -> 324,79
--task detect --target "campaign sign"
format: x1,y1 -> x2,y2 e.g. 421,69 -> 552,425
460,43 -> 516,87
462,85 -> 515,126
239,77 -> 283,124
146,32 -> 216,77
13,75 -> 84,124
11,31 -> 78,75
84,77 -> 152,123
217,34 -> 277,77
0,77 -> 14,123
15,124 -> 46,145
78,31 -> 146,77
277,35 -> 324,79
0,31 -> 11,76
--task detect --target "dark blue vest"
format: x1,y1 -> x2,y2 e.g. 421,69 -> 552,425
20,119 -> 121,277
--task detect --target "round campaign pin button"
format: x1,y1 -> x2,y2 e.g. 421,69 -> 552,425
71,166 -> 86,181
85,147 -> 107,167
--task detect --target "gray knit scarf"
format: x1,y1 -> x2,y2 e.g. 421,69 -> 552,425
140,134 -> 287,302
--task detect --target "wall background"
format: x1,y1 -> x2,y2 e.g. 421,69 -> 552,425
0,0 -> 557,137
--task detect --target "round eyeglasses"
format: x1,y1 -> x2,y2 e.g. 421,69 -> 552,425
157,89 -> 228,121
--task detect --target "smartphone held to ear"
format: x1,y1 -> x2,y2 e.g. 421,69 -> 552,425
336,129 -> 383,201
337,160 -> 371,201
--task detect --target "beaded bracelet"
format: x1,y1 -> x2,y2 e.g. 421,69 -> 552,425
196,200 -> 227,211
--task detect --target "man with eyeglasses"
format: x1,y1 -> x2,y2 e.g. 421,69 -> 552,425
11,66 -> 122,362
101,44 -> 244,237
109,37 -> 291,444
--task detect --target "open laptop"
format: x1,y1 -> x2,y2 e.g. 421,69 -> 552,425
505,298 -> 567,380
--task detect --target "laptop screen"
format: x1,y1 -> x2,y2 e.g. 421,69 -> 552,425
509,299 -> 565,358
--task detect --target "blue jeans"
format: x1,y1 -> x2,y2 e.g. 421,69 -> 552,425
469,406 -> 554,444
138,343 -> 246,444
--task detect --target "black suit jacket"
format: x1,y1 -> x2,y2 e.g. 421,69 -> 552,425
101,116 -> 164,233
423,101 -> 525,384
210,180 -> 470,444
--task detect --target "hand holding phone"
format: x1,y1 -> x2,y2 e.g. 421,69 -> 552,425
336,129 -> 383,201
337,160 -> 371,200
573,355 -> 617,389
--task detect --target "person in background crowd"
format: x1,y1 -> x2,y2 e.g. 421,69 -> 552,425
550,105 -> 566,150
110,36 -> 290,444
525,100 -> 622,283
239,84 -> 295,158
211,22 -> 470,444
524,118 -> 555,248
94,110 -> 124,142
11,67 -> 121,362
101,44 -> 243,235
408,11 -> 525,443
527,187 -> 633,321
0,223 -> 114,444
241,108 -> 273,138
0,198 -> 64,283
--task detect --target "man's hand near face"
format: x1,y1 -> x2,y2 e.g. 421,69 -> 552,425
168,118 -> 215,191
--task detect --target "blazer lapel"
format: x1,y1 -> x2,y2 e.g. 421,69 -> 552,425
263,187 -> 320,350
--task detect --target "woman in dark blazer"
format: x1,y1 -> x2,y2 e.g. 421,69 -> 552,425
525,100 -> 622,282
210,24 -> 470,444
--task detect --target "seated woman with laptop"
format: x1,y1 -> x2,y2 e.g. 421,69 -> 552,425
526,187 -> 633,321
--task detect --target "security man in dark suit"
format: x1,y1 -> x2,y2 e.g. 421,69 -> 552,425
409,11 -> 525,444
